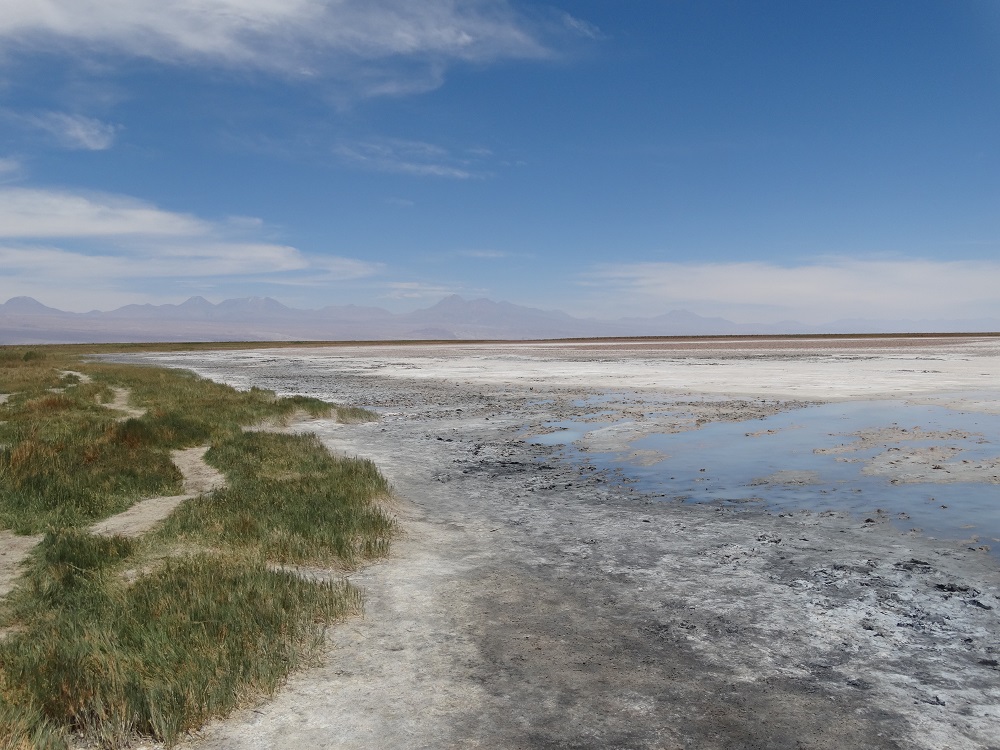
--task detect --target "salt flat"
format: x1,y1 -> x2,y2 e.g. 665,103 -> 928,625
277,335 -> 1000,401
122,336 -> 1000,750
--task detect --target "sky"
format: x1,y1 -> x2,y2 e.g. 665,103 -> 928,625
1,0 -> 999,325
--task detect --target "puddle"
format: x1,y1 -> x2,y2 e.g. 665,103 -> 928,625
530,411 -> 624,445
530,400 -> 1000,553
531,421 -> 595,446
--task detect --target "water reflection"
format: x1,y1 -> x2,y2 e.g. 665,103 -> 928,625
529,400 -> 1000,552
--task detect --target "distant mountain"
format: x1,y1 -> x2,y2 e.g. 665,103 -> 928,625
1,296 -> 69,316
616,309 -> 751,336
414,295 -> 578,325
96,296 -> 299,321
94,297 -> 210,320
406,295 -> 595,339
317,303 -> 396,322
2,294 -> 999,344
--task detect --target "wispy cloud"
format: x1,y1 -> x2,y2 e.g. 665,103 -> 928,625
583,258 -> 1000,323
0,186 -> 380,309
386,197 -> 415,208
457,249 -> 508,259
310,255 -> 384,280
0,243 -> 305,279
16,112 -> 120,150
0,157 -> 21,181
0,1 -> 594,97
0,188 -> 208,237
559,12 -> 602,40
335,138 -> 489,178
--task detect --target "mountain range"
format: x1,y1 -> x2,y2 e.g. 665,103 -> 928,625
2,295 -> 999,344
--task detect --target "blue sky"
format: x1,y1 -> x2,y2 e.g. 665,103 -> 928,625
1,0 -> 999,324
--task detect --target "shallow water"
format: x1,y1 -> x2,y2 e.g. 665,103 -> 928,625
530,399 -> 1000,552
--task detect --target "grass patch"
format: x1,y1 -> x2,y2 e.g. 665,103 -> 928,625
0,391 -> 181,533
0,344 -> 392,748
332,404 -> 379,423
0,349 -> 378,532
159,431 -> 394,564
1,531 -> 360,748
0,701 -> 66,750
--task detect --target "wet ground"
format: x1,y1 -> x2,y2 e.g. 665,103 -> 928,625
531,397 -> 1000,553
111,338 -> 1000,750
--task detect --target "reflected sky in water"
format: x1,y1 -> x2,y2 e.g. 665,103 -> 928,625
530,399 -> 1000,553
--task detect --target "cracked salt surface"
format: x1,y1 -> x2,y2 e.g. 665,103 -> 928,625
531,399 -> 1000,553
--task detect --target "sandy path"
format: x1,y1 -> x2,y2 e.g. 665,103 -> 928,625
141,339 -> 1000,750
0,531 -> 44,598
1,446 -> 226,594
1,385 -> 223,596
103,386 -> 146,419
87,494 -> 195,538
59,370 -> 92,384
61,374 -> 144,419
172,445 -> 228,496
89,447 -> 226,538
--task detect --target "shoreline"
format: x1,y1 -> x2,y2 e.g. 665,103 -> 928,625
124,340 -> 1000,749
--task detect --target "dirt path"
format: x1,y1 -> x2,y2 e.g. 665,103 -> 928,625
1,446 -> 226,592
0,531 -> 44,598
1,386 -> 226,597
88,446 -> 226,538
172,445 -> 228,495
89,446 -> 226,538
103,386 -> 146,419
59,370 -> 92,384
62,375 -> 144,419
87,494 -> 194,538
146,343 -> 1000,750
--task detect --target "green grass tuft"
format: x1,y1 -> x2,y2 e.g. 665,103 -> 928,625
2,532 -> 360,747
11,530 -> 136,612
0,353 -> 379,532
158,431 -> 394,565
0,700 -> 67,750
334,404 -> 379,423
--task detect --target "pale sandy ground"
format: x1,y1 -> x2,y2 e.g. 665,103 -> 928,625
108,338 -> 1000,749
88,446 -> 226,538
0,446 -> 225,597
0,531 -> 43,599
103,386 -> 147,420
0,389 -> 225,596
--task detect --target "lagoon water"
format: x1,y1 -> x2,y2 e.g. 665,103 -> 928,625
531,398 -> 1000,552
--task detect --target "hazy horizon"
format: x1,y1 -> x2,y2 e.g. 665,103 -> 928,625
5,291 -> 1000,347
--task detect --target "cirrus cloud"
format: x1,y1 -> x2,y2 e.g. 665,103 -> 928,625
334,138 -> 491,179
13,112 -> 121,150
0,0 -> 583,98
0,157 -> 21,181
